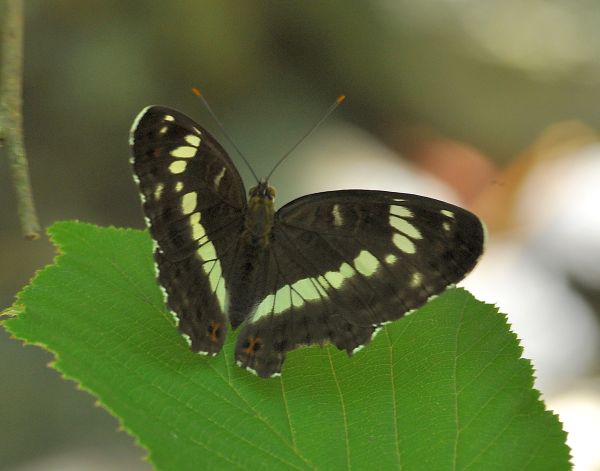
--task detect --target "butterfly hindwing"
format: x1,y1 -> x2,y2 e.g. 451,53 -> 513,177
130,106 -> 246,355
235,190 -> 485,377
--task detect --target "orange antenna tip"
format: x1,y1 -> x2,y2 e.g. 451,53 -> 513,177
336,95 -> 346,104
191,87 -> 202,97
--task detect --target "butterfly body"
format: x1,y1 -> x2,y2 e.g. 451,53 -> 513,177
244,181 -> 276,247
130,105 -> 485,378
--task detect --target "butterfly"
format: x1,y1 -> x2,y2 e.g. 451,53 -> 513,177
129,104 -> 485,378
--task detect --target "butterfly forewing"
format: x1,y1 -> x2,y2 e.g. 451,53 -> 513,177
234,191 -> 485,377
130,106 -> 246,355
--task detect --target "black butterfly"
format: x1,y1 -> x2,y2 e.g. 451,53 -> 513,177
129,105 -> 485,378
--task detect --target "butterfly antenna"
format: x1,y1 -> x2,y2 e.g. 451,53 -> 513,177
266,95 -> 346,181
192,87 -> 260,183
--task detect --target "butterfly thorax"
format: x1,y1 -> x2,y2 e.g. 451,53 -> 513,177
243,181 -> 276,248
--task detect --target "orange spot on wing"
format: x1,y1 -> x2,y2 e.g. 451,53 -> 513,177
209,321 -> 221,343
243,336 -> 263,355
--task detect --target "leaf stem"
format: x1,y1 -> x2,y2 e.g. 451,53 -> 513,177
0,0 -> 40,239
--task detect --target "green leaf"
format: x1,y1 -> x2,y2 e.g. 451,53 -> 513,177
2,221 -> 570,470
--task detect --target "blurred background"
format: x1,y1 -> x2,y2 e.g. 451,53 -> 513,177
2,1 -> 600,469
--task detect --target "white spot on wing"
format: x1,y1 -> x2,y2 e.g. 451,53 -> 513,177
245,366 -> 260,377
197,242 -> 217,261
410,272 -> 423,288
216,279 -> 227,312
385,254 -> 397,265
324,270 -> 345,289
254,294 -> 274,320
390,216 -> 422,239
154,183 -> 164,201
208,262 -> 222,296
353,250 -> 380,277
189,212 -> 206,241
171,146 -> 196,158
293,278 -> 324,302
352,325 -> 384,355
185,134 -> 201,147
274,288 -> 292,314
164,115 -> 175,122
181,333 -> 192,346
291,289 -> 303,307
390,205 -> 413,218
371,325 -> 383,341
181,192 -> 197,215
213,167 -> 226,190
352,344 -> 365,355
175,181 -> 184,192
393,233 -> 416,254
339,263 -> 355,277
169,160 -> 187,174
168,309 -> 179,326
332,204 -> 343,226
195,240 -> 226,312
158,284 -> 168,302
441,209 -> 454,218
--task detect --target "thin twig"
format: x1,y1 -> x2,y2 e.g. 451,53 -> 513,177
0,0 -> 40,239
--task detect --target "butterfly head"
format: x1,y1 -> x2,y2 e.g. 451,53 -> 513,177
249,179 -> 276,202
